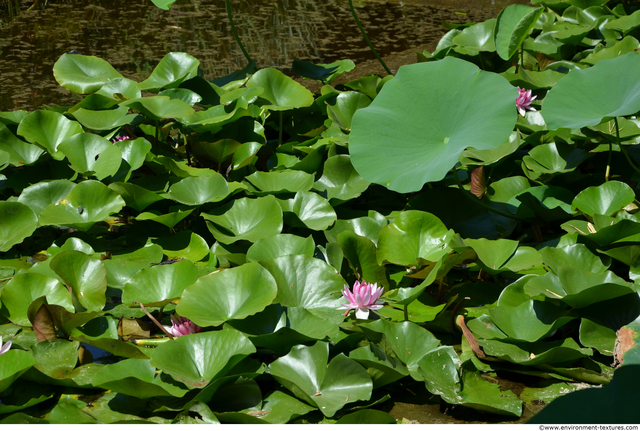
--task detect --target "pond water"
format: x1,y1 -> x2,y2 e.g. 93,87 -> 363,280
0,0 -> 527,111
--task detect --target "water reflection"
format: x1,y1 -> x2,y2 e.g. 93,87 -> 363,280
0,0 -> 527,111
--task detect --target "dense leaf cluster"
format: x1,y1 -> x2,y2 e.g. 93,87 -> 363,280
1,0 -> 640,424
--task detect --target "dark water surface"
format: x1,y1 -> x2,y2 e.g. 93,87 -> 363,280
0,0 -> 527,111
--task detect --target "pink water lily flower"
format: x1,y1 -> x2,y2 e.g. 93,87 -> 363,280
111,135 -> 131,144
339,280 -> 385,319
516,87 -> 536,117
164,315 -> 202,337
0,337 -> 12,355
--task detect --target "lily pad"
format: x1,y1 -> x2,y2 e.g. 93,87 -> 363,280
122,259 -> 199,306
203,196 -> 283,244
377,210 -> 454,266
177,262 -> 278,327
542,53 -> 640,129
149,329 -> 255,388
246,68 -> 314,111
269,341 -> 372,417
0,202 -> 38,252
349,57 -> 517,192
53,53 -> 123,94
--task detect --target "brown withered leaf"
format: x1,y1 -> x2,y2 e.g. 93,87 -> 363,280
613,326 -> 637,368
470,166 -> 486,200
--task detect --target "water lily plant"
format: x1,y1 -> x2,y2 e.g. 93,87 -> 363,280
164,315 -> 202,337
339,280 -> 385,319
516,86 -> 536,117
0,337 -> 11,355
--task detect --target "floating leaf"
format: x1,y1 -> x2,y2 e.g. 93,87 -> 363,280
177,262 -> 278,327
17,110 -> 83,159
1,273 -> 73,326
278,191 -> 337,231
53,53 -> 123,94
349,57 -> 517,192
246,234 -> 315,262
543,53 -> 640,129
50,251 -> 107,312
572,181 -> 635,217
137,52 -> 200,91
377,210 -> 454,266
58,133 -> 122,180
495,5 -> 545,60
313,155 -> 370,202
168,174 -> 229,205
149,329 -> 255,388
269,341 -> 372,417
122,259 -> 199,307
0,202 -> 38,252
203,196 -> 283,244
246,68 -> 314,111
38,181 -> 126,230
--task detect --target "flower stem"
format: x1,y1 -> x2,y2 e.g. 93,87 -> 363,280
403,304 -> 409,322
135,301 -> 174,340
225,0 -> 255,67
348,0 -> 392,75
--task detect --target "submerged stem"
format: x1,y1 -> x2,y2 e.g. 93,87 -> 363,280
348,0 -> 392,75
453,169 -> 525,222
225,0 -> 255,67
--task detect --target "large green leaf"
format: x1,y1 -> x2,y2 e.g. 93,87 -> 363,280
269,342 -> 372,417
543,53 -> 640,129
0,202 -> 38,252
326,91 -> 372,131
246,234 -> 315,262
1,273 -> 73,326
71,106 -> 136,131
244,170 -> 314,195
313,155 -> 370,202
53,53 -> 123,94
412,346 -> 522,416
494,5 -> 544,60
452,19 -> 496,54
258,255 -> 345,311
337,231 -> 388,288
0,122 -> 45,165
38,180 -> 126,230
349,57 -> 517,192
377,210 -> 454,266
0,350 -> 37,393
119,96 -> 195,121
490,277 -> 574,342
278,191 -> 337,231
137,52 -> 200,91
58,133 -> 122,180
49,251 -> 107,312
17,180 -> 76,216
202,196 -> 283,244
239,390 -> 316,424
464,237 -> 519,270
177,262 -> 278,327
246,68 -> 314,111
167,174 -> 229,205
572,181 -> 635,217
91,359 -> 185,398
122,259 -> 199,307
362,320 -> 440,371
17,110 -> 83,159
149,329 -> 256,388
